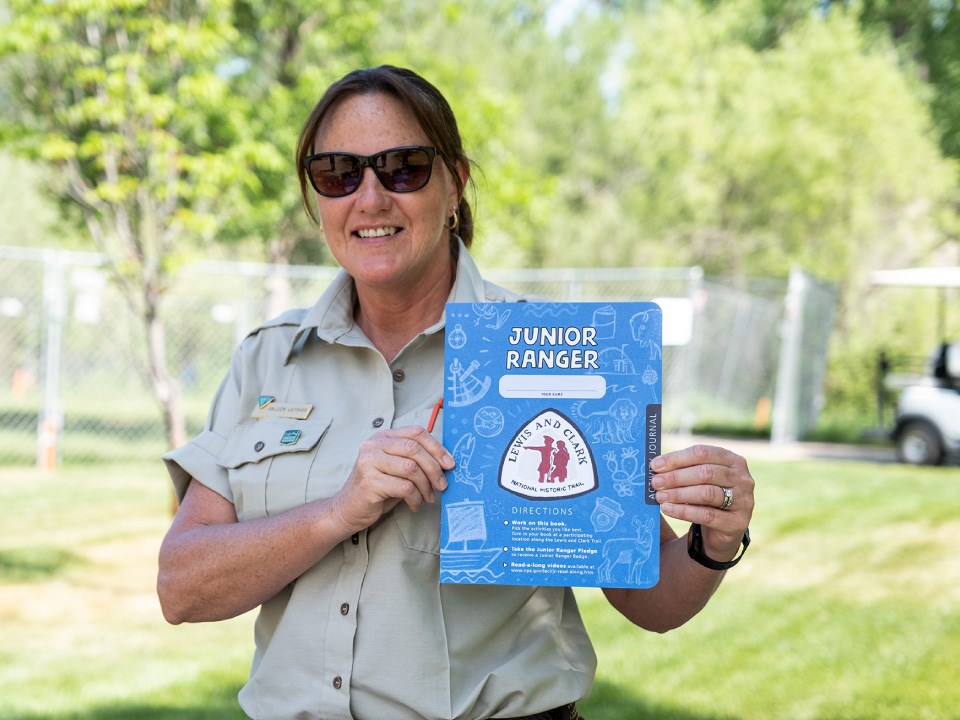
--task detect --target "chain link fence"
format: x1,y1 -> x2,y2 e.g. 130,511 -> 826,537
0,245 -> 835,468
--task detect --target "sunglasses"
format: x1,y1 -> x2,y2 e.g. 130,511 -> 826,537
303,145 -> 437,198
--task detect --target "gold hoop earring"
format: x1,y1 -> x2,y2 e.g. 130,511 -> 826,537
445,208 -> 459,232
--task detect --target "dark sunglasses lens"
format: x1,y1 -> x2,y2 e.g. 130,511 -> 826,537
309,154 -> 361,197
377,148 -> 433,192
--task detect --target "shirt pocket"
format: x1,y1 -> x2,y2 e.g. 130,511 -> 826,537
391,406 -> 442,556
218,416 -> 332,520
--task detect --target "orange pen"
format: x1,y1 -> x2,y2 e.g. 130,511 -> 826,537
427,398 -> 444,433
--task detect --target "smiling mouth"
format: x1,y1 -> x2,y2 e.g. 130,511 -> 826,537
356,227 -> 400,238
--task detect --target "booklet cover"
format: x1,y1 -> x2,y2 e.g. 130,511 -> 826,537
440,301 -> 662,588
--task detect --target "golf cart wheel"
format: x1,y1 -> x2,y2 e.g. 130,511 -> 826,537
896,421 -> 944,466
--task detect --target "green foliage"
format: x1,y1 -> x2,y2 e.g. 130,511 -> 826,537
700,0 -> 960,176
216,0 -> 388,264
367,0 -> 567,268
608,2 -> 957,281
856,0 -> 960,160
534,0 -> 958,419
2,0 -> 960,425
0,0 -> 268,275
0,152 -> 71,247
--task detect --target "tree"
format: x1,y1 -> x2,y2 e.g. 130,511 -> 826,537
830,0 -> 960,163
371,0 -> 613,269
0,0 -> 267,449
188,0 -> 391,321
222,0 -> 387,270
574,1 -> 958,283
707,0 -> 960,167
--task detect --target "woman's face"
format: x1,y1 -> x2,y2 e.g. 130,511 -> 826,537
311,92 -> 462,294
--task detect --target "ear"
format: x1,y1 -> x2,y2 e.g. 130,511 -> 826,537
456,158 -> 470,188
451,158 -> 470,206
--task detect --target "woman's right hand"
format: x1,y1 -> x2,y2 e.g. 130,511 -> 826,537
330,426 -> 455,533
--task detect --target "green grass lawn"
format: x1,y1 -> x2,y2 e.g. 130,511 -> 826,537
1,457 -> 957,720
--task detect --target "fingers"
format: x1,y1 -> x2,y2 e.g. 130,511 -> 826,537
651,443 -> 746,476
389,424 -> 455,486
359,428 -> 452,504
338,426 -> 455,529
651,444 -> 755,528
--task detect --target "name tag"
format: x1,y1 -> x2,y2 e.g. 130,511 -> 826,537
251,403 -> 314,420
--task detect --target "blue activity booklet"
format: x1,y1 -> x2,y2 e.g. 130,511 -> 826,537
440,301 -> 662,588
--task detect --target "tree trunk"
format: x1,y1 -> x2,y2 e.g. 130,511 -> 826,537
143,302 -> 186,515
266,237 -> 295,320
144,307 -> 186,451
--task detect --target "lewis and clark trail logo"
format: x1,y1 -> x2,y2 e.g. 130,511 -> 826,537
499,408 -> 598,500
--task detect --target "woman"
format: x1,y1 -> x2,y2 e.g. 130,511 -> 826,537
158,65 -> 755,720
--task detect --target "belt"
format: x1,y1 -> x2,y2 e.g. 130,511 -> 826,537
502,702 -> 583,720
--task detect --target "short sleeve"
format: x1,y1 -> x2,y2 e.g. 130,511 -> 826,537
162,428 -> 232,503
161,341 -> 247,504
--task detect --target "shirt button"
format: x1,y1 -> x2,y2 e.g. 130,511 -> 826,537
351,533 -> 360,545
332,676 -> 342,689
392,369 -> 405,382
372,417 -> 384,428
340,603 -> 350,615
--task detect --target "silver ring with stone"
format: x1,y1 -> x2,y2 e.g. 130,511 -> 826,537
719,487 -> 734,510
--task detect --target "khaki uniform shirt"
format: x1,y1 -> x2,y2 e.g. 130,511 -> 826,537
163,244 -> 597,720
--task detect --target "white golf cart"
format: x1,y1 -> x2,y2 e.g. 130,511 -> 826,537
871,266 -> 960,466
891,342 -> 960,465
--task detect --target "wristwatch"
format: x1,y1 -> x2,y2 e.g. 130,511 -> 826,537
687,523 -> 751,570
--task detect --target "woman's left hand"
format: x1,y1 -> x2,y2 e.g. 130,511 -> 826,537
651,444 -> 755,562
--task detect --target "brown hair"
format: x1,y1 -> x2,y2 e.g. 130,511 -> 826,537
296,65 -> 474,248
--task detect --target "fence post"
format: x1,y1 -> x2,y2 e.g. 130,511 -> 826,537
678,266 -> 703,435
37,249 -> 66,471
772,267 -> 806,444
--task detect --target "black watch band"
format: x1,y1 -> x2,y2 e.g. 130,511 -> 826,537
687,523 -> 751,570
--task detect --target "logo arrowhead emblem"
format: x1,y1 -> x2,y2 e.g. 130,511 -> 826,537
499,408 -> 598,500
